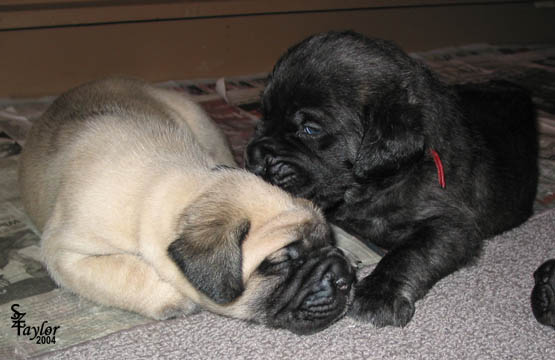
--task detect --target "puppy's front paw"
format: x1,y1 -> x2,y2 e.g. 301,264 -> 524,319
154,301 -> 200,321
531,259 -> 555,327
146,283 -> 200,320
349,274 -> 415,328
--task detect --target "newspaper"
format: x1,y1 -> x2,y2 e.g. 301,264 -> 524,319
1,289 -> 151,359
332,225 -> 384,268
1,43 -> 555,357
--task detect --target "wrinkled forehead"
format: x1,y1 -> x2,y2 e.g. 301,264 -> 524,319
262,77 -> 365,125
240,204 -> 331,281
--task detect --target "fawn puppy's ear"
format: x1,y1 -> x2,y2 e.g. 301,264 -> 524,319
168,198 -> 250,305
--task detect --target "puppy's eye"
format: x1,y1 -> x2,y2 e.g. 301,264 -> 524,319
302,125 -> 321,136
258,256 -> 291,274
258,243 -> 306,274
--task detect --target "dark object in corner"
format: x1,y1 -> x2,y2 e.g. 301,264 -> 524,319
532,259 -> 555,328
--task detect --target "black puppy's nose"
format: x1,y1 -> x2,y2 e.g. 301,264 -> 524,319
246,154 -> 267,178
245,137 -> 272,174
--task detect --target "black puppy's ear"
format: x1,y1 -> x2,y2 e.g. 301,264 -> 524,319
353,89 -> 425,181
168,202 -> 250,305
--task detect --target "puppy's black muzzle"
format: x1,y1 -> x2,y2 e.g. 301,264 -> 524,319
245,137 -> 307,192
299,257 -> 353,314
266,246 -> 355,335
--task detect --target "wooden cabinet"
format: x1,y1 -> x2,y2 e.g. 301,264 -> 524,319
1,1 -> 554,96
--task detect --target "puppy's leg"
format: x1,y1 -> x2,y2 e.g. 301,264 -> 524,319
350,216 -> 481,327
45,248 -> 197,320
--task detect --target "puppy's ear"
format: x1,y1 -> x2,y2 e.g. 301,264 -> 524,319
168,201 -> 250,305
353,88 -> 425,181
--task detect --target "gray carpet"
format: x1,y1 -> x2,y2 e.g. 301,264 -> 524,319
36,209 -> 555,360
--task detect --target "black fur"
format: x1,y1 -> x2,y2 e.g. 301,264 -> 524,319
245,31 -> 539,327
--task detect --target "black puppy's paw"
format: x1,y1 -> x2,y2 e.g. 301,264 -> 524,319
349,273 -> 415,328
531,259 -> 555,327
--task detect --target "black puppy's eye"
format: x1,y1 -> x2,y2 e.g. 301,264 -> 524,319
303,125 -> 321,135
253,121 -> 266,135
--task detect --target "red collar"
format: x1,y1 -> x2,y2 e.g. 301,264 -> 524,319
429,149 -> 446,189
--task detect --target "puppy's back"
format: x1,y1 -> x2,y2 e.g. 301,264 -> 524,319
455,80 -> 538,231
19,78 -> 234,230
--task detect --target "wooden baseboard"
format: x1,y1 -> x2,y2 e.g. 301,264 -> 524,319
1,1 -> 554,97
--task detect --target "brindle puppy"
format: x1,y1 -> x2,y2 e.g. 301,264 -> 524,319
246,31 -> 538,327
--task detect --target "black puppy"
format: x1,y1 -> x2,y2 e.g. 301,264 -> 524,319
245,31 -> 539,327
532,259 -> 555,328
